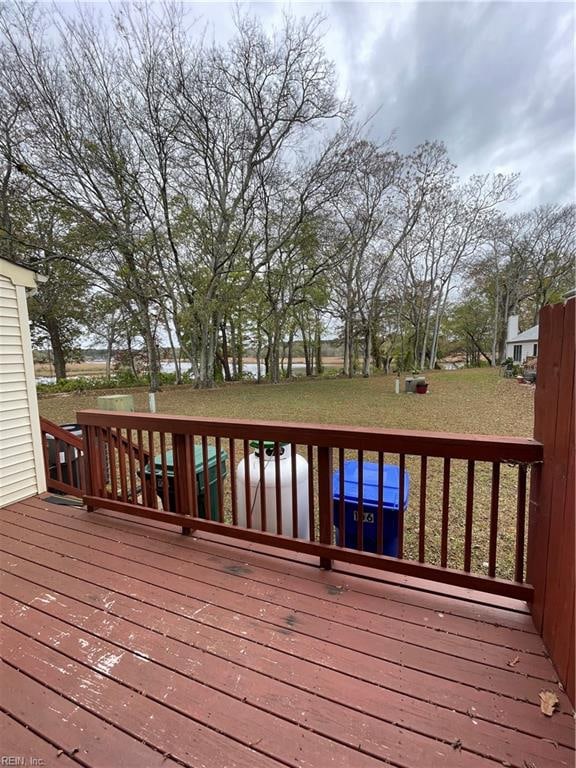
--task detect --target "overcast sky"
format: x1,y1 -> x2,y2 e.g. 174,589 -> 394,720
163,0 -> 573,212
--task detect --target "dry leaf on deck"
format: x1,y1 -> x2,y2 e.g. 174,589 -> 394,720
539,690 -> 559,716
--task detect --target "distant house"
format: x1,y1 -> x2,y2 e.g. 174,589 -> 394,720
0,257 -> 47,506
505,315 -> 539,364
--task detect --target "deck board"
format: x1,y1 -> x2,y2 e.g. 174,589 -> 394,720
1,496 -> 574,768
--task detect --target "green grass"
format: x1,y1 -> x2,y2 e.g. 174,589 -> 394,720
39,368 -> 535,580
39,367 -> 534,436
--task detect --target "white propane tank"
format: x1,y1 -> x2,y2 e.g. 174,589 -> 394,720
236,442 -> 309,538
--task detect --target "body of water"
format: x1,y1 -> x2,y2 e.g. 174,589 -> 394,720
37,361 -> 306,384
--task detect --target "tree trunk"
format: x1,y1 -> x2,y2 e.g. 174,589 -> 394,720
125,335 -> 138,377
344,316 -> 353,378
220,323 -> 232,382
491,268 -> 499,367
196,314 -> 218,389
143,326 -> 160,392
105,337 -> 113,379
264,330 -> 271,378
165,324 -> 182,384
269,323 -> 281,384
236,313 -> 244,378
286,330 -> 294,378
46,317 -> 67,381
256,321 -> 262,383
362,326 -> 371,378
301,327 -> 313,376
229,319 -> 238,379
314,321 -> 323,375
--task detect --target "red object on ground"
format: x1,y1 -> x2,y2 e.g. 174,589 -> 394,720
416,384 -> 428,394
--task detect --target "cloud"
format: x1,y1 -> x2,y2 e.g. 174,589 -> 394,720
327,1 -> 574,209
57,0 -> 575,209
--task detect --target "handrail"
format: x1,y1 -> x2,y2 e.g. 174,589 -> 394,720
77,410 -> 543,463
77,409 -> 542,602
40,417 -> 83,450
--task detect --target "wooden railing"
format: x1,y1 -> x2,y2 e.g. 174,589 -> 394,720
77,409 -> 542,600
40,418 -> 85,497
40,417 -> 150,500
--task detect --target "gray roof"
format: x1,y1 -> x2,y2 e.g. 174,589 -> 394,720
508,324 -> 539,343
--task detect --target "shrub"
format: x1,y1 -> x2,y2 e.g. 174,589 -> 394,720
37,370 -> 181,394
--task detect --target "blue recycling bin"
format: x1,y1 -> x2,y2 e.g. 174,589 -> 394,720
332,460 -> 410,555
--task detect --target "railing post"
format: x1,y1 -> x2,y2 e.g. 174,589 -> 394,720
317,446 -> 333,570
82,425 -> 99,512
172,434 -> 192,535
526,297 -> 575,707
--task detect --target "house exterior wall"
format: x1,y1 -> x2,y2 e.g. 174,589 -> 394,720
0,268 -> 46,507
505,339 -> 538,364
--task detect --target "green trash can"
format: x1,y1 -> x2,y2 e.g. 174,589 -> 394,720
145,446 -> 227,519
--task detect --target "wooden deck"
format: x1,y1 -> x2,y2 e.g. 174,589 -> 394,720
1,495 -> 574,768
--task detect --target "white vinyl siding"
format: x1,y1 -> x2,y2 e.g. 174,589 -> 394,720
0,273 -> 45,506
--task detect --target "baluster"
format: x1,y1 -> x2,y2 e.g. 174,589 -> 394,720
318,446 -> 332,569
96,427 -> 107,499
215,436 -> 224,523
515,464 -> 528,583
106,427 -> 118,499
357,452 -> 364,551
55,432 -> 63,484
147,431 -> 157,509
307,445 -> 315,541
64,442 -> 73,490
117,428 -> 128,502
398,454 -> 406,558
41,428 -> 50,480
274,442 -> 282,535
230,439 -> 238,526
441,457 -> 451,568
243,439 -> 252,528
136,430 -> 148,507
290,444 -> 298,537
488,462 -> 501,577
77,435 -> 86,493
126,428 -> 138,504
376,452 -> 384,555
186,435 -> 198,519
201,435 -> 212,521
258,441 -> 266,531
338,447 -> 346,548
159,432 -> 170,511
464,460 -> 475,572
418,456 -> 427,562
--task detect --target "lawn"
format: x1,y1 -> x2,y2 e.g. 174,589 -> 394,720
39,367 -> 534,436
39,368 -> 536,580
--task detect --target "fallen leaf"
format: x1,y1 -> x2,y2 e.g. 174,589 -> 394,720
507,655 -> 520,667
539,690 -> 559,717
